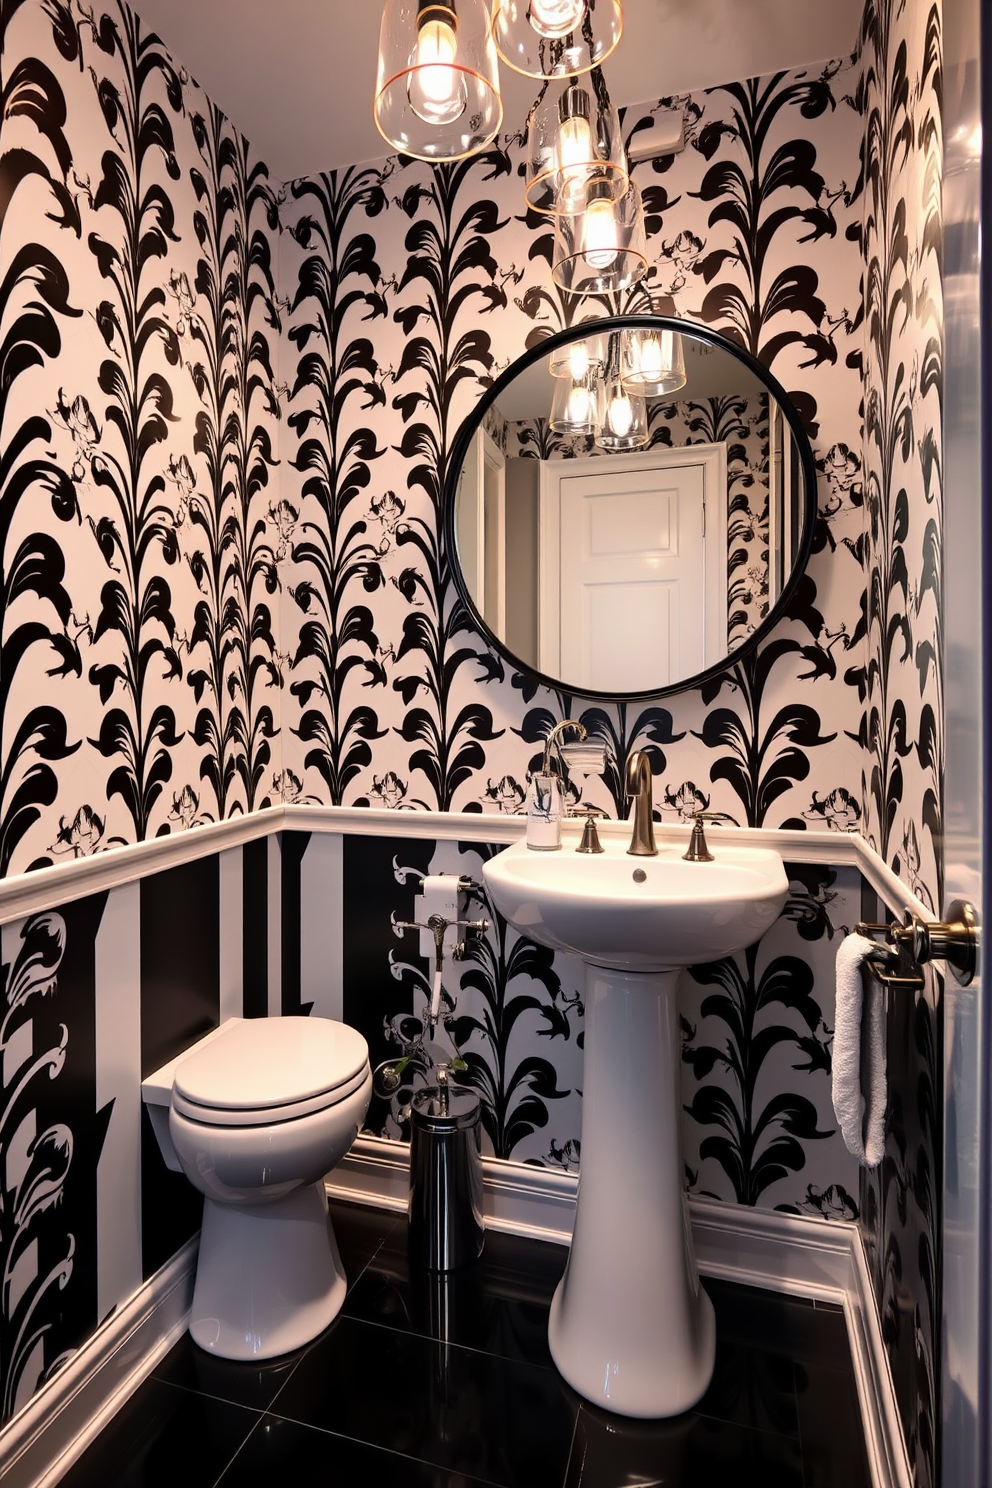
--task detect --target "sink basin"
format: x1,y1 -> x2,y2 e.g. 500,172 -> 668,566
482,827 -> 789,1420
483,834 -> 789,970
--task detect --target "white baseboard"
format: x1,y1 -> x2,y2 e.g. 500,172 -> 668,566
0,1238 -> 197,1488
330,1136 -> 911,1488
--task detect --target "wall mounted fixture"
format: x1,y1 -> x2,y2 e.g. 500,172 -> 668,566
374,0 -> 502,160
855,901 -> 980,988
491,0 -> 623,79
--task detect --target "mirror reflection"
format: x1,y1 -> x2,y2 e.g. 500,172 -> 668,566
452,318 -> 808,697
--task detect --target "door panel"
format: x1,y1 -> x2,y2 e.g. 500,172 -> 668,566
558,464 -> 706,691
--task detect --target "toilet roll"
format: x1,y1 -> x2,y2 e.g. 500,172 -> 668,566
415,874 -> 463,964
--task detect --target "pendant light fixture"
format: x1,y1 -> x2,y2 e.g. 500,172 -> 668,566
549,358 -> 601,436
596,333 -> 648,450
621,324 -> 686,395
524,72 -> 627,216
374,0 -> 502,161
548,330 -> 605,379
492,0 -> 623,79
552,178 -> 647,297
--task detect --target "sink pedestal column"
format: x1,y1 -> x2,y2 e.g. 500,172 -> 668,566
548,965 -> 715,1418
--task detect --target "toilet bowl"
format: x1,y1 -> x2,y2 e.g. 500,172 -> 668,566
142,1016 -> 371,1361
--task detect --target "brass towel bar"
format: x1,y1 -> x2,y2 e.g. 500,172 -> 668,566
853,899 -> 979,989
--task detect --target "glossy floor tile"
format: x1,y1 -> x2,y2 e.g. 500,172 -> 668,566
59,1200 -> 872,1488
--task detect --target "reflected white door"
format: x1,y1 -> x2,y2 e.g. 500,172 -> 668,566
541,446 -> 725,693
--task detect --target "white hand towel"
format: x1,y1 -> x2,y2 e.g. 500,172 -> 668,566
832,933 -> 887,1167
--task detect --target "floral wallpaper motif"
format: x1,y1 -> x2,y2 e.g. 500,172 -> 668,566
855,0 -> 943,916
0,0 -> 281,873
338,834 -> 861,1209
278,61 -> 869,836
0,1 -> 945,1475
854,2 -> 943,1483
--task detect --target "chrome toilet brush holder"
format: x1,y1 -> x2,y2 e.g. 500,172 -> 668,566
408,1063 -> 485,1271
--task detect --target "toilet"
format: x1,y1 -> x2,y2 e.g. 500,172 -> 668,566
142,1016 -> 371,1361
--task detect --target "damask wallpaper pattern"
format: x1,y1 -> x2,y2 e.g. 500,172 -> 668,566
0,0 -> 282,874
277,59 -> 873,854
0,0 -> 944,1477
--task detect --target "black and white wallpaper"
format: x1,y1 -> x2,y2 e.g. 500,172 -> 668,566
0,0 -> 945,1475
854,2 -> 944,1482
277,56 -> 872,846
0,0 -> 282,873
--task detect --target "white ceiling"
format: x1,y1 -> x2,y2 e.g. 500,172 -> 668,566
128,0 -> 863,182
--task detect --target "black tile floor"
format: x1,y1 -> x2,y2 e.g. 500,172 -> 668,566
59,1200 -> 872,1488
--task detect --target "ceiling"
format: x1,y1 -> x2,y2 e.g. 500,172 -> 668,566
128,0 -> 863,182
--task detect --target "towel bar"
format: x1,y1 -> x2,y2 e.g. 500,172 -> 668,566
854,899 -> 979,988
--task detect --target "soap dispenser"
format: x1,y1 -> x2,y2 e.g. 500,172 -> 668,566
526,719 -> 586,851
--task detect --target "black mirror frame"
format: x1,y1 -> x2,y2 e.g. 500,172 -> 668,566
443,315 -> 819,701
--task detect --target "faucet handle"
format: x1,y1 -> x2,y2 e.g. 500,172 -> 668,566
684,810 -> 719,863
569,804 -> 606,854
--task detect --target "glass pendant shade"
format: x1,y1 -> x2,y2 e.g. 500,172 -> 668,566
552,179 -> 647,297
621,325 -> 686,394
595,375 -> 648,450
492,0 -> 622,78
548,330 -> 605,378
524,77 -> 627,215
549,364 -> 601,434
374,0 -> 502,161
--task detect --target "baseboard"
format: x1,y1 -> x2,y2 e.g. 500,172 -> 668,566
0,1238 -> 197,1488
330,1136 -> 912,1488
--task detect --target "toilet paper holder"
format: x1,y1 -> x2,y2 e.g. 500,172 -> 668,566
854,899 -> 979,988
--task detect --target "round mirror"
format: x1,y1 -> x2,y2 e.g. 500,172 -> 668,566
445,316 -> 817,699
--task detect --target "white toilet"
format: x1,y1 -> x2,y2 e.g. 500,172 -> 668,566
142,1015 -> 371,1361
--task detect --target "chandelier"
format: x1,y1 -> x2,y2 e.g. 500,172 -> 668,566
545,319 -> 688,449
374,2 -> 648,297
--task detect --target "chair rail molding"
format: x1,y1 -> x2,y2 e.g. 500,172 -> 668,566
0,804 -> 934,930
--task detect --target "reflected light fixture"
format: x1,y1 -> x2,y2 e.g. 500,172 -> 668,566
374,0 -> 502,161
524,74 -> 627,216
549,360 -> 601,435
492,0 -> 623,79
548,331 -> 605,379
622,324 -> 686,395
596,333 -> 648,450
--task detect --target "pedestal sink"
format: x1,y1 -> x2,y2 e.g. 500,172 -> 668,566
483,830 -> 788,1418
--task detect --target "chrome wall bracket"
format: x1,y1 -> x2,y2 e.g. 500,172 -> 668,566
854,899 -> 979,988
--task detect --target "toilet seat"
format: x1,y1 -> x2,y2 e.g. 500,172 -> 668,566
172,1016 -> 370,1127
172,1064 -> 370,1126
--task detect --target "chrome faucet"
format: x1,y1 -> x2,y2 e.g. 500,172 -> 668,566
624,750 -> 657,856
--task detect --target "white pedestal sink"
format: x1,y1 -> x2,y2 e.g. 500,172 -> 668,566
483,830 -> 788,1418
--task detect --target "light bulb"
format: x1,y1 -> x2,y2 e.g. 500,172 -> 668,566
567,341 -> 590,379
566,382 -> 591,425
407,15 -> 466,125
638,332 -> 664,382
556,115 -> 593,212
583,195 -> 620,270
607,390 -> 633,437
528,0 -> 585,39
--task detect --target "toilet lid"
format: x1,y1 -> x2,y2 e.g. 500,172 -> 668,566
173,1017 -> 369,1112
